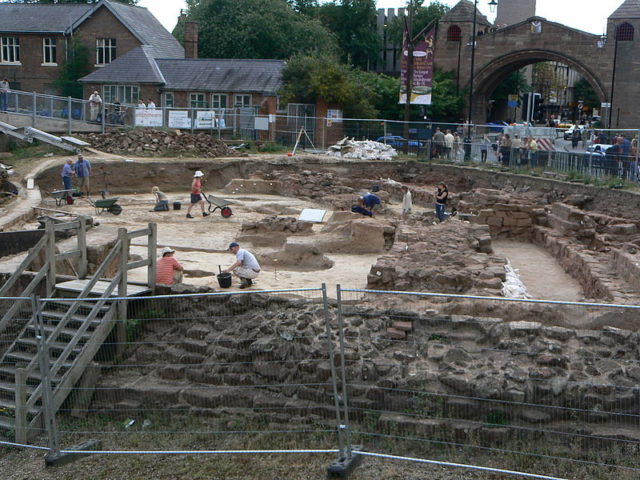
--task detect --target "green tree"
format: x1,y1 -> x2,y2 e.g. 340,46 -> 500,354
178,0 -> 337,59
386,1 -> 450,45
573,78 -> 599,109
54,37 -> 92,98
286,0 -> 318,14
491,70 -> 530,103
317,0 -> 380,70
428,70 -> 464,122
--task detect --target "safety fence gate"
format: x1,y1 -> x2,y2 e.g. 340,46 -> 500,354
1,286 -> 640,479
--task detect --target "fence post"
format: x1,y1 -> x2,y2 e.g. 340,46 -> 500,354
45,219 -> 56,296
116,227 -> 129,358
77,215 -> 87,279
67,96 -> 72,134
32,91 -> 36,127
148,222 -> 157,292
14,367 -> 27,444
33,295 -> 60,456
323,283 -> 361,477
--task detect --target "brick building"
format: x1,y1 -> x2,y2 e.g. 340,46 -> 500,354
0,0 -> 183,95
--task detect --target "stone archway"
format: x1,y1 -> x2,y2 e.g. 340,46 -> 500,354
471,49 -> 608,123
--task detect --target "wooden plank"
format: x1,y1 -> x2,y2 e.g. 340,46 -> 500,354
55,279 -> 150,297
70,362 -> 101,418
14,368 -> 26,444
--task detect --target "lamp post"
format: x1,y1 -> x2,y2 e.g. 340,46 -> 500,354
607,26 -> 620,131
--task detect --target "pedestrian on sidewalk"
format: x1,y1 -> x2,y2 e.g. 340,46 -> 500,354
186,170 -> 209,219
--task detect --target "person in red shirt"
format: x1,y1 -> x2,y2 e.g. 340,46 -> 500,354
155,247 -> 184,285
186,170 -> 209,219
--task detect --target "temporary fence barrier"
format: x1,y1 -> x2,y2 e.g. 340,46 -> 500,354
2,287 -> 640,478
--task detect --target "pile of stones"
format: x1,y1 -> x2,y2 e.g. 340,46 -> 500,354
81,128 -> 242,157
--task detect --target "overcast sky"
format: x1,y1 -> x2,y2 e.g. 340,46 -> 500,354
139,0 -> 616,36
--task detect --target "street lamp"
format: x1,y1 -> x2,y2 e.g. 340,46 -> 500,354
466,0 -> 498,156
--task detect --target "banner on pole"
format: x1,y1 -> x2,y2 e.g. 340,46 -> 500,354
399,28 -> 435,105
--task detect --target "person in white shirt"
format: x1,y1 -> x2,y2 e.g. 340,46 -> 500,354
137,99 -> 146,109
225,242 -> 260,289
146,99 -> 156,109
401,185 -> 412,218
88,90 -> 102,122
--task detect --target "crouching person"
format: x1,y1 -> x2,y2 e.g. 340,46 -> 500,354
156,247 -> 183,285
225,242 -> 260,289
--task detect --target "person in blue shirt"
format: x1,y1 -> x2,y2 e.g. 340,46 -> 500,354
75,154 -> 91,197
352,193 -> 381,217
61,159 -> 75,191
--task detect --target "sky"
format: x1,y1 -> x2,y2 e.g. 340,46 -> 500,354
139,0 -> 617,36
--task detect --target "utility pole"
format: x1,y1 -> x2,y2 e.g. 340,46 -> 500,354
402,0 -> 416,153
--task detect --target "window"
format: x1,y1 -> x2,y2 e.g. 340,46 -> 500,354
42,38 -> 57,65
96,38 -> 116,65
447,26 -> 462,42
212,94 -> 227,109
103,85 -> 139,104
190,93 -> 208,108
234,94 -> 251,107
616,23 -> 634,42
163,93 -> 174,108
1,37 -> 20,63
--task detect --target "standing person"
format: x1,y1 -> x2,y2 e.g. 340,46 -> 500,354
61,159 -> 75,191
225,242 -> 260,289
432,128 -> 445,158
151,186 -> 169,211
528,136 -> 539,167
401,185 -> 412,218
435,183 -> 448,223
75,154 -> 91,196
186,170 -> 209,219
453,132 -> 462,162
512,134 -> 523,165
444,129 -> 454,160
499,133 -> 512,166
571,128 -> 580,149
0,78 -> 9,112
480,134 -> 490,163
146,99 -> 156,109
88,90 -> 102,122
155,247 -> 184,285
137,99 -> 146,109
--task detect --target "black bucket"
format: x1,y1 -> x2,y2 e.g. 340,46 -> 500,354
217,265 -> 232,288
173,201 -> 181,210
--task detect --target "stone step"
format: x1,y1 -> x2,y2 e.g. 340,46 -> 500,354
392,321 -> 413,332
386,328 -> 406,340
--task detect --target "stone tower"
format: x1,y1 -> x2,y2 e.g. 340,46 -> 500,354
495,0 -> 536,27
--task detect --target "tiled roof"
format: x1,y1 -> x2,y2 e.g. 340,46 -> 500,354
609,0 -> 640,19
0,4 -> 92,33
79,46 -> 166,85
80,57 -> 285,95
0,0 -> 183,58
156,59 -> 285,94
442,0 -> 492,27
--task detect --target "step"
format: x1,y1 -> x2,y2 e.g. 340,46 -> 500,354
0,395 -> 41,414
25,324 -> 98,339
0,366 -> 66,385
17,338 -> 89,351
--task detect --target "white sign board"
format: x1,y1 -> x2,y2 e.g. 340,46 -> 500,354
601,102 -> 612,108
168,110 -> 191,129
254,116 -> 269,131
298,209 -> 327,223
134,108 -> 163,127
195,111 -> 215,129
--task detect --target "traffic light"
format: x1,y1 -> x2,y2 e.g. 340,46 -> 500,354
533,93 -> 543,122
521,93 -> 531,122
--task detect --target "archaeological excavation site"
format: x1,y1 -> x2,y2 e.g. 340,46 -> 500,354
2,149 -> 640,478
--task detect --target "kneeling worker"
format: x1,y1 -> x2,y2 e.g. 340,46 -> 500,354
352,192 -> 381,217
156,247 -> 183,285
225,242 -> 260,289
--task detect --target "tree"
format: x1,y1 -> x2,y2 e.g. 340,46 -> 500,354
317,0 -> 380,70
286,0 -> 318,14
178,0 -> 338,59
491,70 -> 530,103
573,78 -> 599,110
54,36 -> 92,98
385,1 -> 450,46
428,70 -> 464,122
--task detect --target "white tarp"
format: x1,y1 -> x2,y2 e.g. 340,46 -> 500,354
298,209 -> 327,223
327,137 -> 398,161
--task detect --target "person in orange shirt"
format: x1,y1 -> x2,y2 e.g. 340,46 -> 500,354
155,247 -> 183,285
186,170 -> 209,219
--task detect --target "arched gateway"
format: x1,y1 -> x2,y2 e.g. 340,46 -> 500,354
434,0 -> 640,128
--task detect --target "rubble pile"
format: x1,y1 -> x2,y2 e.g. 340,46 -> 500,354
327,137 -> 398,161
81,128 -> 241,157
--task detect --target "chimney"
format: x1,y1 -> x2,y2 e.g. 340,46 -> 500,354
185,21 -> 199,59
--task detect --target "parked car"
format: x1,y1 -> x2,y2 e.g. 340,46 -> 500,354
486,121 -> 508,133
563,125 -> 586,140
584,144 -> 615,158
376,135 -> 424,148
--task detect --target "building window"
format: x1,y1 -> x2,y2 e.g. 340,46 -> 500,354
447,26 -> 462,42
1,37 -> 20,63
163,93 -> 174,108
102,85 -> 139,104
96,38 -> 116,65
616,23 -> 634,42
190,93 -> 208,108
234,94 -> 251,107
212,94 -> 227,109
42,38 -> 57,65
